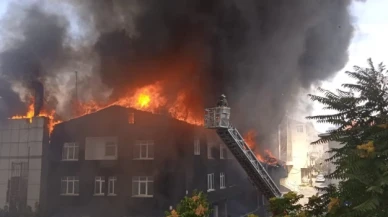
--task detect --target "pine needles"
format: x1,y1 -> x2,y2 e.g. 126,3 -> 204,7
307,58 -> 388,217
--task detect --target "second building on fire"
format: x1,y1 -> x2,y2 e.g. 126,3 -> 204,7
42,105 -> 287,217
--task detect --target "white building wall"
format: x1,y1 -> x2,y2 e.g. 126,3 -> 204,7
0,117 -> 47,209
280,118 -> 323,191
284,120 -> 309,189
327,140 -> 343,186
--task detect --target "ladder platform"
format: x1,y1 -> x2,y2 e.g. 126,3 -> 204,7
204,95 -> 282,199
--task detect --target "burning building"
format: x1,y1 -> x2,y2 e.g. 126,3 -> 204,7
0,117 -> 50,213
43,106 -> 286,217
0,0 -> 359,215
0,0 -> 357,142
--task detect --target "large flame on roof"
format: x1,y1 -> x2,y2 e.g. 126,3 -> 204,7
74,81 -> 203,126
117,82 -> 167,113
10,47 -> 205,132
11,80 -> 203,135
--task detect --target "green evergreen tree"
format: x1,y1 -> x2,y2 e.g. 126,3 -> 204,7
307,58 -> 388,217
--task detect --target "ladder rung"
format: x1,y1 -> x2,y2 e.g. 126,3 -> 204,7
216,128 -> 282,198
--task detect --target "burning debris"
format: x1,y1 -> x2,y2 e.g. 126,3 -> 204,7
0,1 -> 359,139
243,130 -> 282,166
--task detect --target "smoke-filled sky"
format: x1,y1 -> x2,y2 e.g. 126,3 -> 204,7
312,0 -> 388,132
0,0 -> 368,140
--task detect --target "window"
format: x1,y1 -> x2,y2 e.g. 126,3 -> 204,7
207,173 -> 215,192
11,162 -> 27,177
194,139 -> 200,155
12,163 -> 21,177
213,205 -> 219,217
105,142 -> 117,157
207,143 -> 214,159
128,112 -> 135,124
94,176 -> 105,195
220,145 -> 227,159
296,125 -> 304,133
85,137 -> 118,160
132,176 -> 154,197
108,176 -> 117,196
133,140 -> 154,160
220,173 -> 226,189
61,176 -> 79,195
262,194 -> 265,205
227,150 -> 233,159
62,143 -> 79,161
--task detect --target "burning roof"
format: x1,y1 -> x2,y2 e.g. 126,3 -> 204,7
0,0 -> 358,140
243,129 -> 284,167
11,80 -> 204,134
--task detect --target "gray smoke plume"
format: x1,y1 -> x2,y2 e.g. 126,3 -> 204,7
0,0 -> 359,140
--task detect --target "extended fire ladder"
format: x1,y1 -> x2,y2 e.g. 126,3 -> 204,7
204,95 -> 282,199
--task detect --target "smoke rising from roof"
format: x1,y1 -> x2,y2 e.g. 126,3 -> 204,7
0,0 -> 358,139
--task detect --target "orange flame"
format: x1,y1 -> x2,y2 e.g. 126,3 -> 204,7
244,130 -> 257,151
11,43 -> 206,132
115,82 -> 168,113
256,153 -> 264,162
11,99 -> 60,133
75,81 -> 203,126
243,130 -> 279,165
264,149 -> 279,165
169,92 -> 203,125
11,103 -> 35,123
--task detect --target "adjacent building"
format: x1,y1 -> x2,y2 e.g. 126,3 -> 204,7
318,133 -> 342,186
0,117 -> 50,212
274,116 -> 326,191
44,106 -> 286,217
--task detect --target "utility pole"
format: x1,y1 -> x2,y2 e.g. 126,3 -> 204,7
71,71 -> 79,117
278,124 -> 281,160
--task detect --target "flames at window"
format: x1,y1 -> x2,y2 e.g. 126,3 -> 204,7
243,130 -> 279,166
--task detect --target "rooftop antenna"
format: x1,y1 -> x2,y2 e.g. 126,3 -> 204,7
75,71 -> 78,103
72,71 -> 79,116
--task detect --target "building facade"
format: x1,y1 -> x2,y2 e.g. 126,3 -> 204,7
275,117 -> 326,191
0,117 -> 50,213
318,133 -> 343,186
45,106 -> 284,217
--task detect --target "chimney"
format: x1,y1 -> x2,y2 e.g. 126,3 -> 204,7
31,81 -> 44,117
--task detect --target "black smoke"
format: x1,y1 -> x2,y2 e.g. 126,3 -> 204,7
0,79 -> 25,118
0,4 -> 70,116
0,0 -> 359,139
32,80 -> 43,116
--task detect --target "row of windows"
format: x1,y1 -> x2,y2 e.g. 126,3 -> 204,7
62,140 -> 154,161
61,173 -> 226,197
60,176 -> 154,197
207,172 -> 226,191
194,139 -> 230,159
94,176 -> 117,196
63,139 -> 230,161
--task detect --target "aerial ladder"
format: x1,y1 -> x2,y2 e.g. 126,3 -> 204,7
204,94 -> 282,199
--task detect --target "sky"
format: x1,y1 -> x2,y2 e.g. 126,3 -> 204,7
0,0 -> 386,132
312,0 -> 388,132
